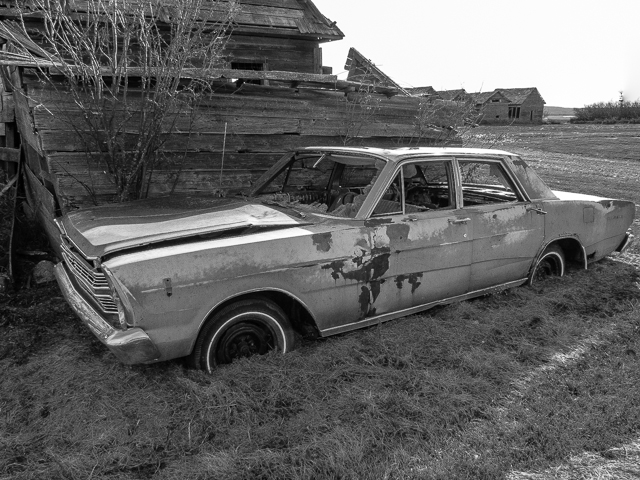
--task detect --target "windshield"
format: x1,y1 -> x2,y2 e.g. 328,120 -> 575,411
252,152 -> 387,217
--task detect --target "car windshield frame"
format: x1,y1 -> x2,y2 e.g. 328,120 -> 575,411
249,150 -> 389,218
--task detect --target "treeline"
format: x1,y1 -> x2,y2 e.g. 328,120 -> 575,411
573,100 -> 640,123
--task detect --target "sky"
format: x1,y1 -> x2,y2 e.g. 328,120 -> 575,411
317,0 -> 640,107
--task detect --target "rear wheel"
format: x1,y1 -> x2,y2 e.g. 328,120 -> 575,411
530,244 -> 565,284
190,298 -> 294,372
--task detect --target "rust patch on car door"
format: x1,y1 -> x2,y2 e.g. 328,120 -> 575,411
312,232 -> 333,252
321,246 -> 391,284
386,223 -> 411,244
395,273 -> 423,293
321,246 -> 392,318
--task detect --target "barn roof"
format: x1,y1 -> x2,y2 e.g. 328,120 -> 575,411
406,86 -> 439,97
471,90 -> 510,104
345,48 -> 409,94
0,0 -> 345,42
437,89 -> 468,101
496,87 -> 545,105
232,0 -> 344,41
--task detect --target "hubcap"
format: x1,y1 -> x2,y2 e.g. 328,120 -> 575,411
216,322 -> 274,364
534,257 -> 559,282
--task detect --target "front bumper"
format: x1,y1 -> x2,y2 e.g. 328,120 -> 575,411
616,232 -> 635,254
54,262 -> 160,364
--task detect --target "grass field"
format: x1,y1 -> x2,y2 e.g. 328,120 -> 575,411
1,124 -> 639,480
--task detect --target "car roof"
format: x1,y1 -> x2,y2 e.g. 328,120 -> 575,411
300,146 -> 516,163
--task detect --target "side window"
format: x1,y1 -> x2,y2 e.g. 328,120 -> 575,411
372,171 -> 403,216
371,160 -> 454,216
458,161 -> 520,206
403,161 -> 454,212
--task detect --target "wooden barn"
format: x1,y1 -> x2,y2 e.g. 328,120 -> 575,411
470,88 -> 545,124
0,0 -> 459,246
498,88 -> 546,124
471,90 -> 512,123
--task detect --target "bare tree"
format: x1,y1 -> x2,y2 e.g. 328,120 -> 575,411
11,0 -> 239,201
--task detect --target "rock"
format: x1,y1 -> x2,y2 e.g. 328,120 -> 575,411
32,260 -> 56,285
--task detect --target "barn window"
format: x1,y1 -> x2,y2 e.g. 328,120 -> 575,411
508,106 -> 521,119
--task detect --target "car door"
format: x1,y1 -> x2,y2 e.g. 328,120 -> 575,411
456,157 -> 545,292
361,158 -> 474,312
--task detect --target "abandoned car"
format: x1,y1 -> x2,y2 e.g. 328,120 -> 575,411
54,147 -> 635,371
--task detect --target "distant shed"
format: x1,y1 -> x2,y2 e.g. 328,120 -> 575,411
471,90 -> 511,123
497,87 -> 545,124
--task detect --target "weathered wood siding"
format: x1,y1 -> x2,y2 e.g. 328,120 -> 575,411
516,91 -> 545,124
479,99 -> 510,124
225,35 -> 321,73
12,71 -> 451,211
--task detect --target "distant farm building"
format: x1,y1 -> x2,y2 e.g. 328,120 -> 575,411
408,86 -> 545,124
471,88 -> 546,124
437,89 -> 471,103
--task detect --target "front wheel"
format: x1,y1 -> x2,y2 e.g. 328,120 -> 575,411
529,244 -> 565,284
190,298 -> 295,372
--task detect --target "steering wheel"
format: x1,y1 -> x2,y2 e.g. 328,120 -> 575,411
385,183 -> 401,202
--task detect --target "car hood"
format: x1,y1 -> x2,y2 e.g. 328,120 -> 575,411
59,196 -> 309,259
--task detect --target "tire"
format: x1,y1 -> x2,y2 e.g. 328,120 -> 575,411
190,298 -> 295,372
530,244 -> 565,285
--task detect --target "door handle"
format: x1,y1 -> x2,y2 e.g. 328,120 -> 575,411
449,217 -> 471,225
527,206 -> 547,215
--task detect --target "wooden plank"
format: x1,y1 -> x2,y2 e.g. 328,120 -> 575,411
9,68 -> 43,155
0,171 -> 17,198
236,0 -> 302,8
0,91 -> 14,122
63,0 -> 306,24
34,113 -> 303,135
47,151 -> 284,171
23,164 -> 60,250
38,125 -> 442,153
24,161 -> 55,215
226,35 -> 317,49
0,146 -> 19,162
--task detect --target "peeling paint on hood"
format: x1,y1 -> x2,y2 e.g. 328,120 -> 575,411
60,196 -> 306,258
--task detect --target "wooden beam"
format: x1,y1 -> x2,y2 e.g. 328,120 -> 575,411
0,92 -> 14,122
0,146 -> 19,163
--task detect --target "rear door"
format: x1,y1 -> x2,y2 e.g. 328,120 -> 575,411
456,157 -> 545,291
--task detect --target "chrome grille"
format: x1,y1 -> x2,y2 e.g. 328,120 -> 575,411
60,240 -> 118,315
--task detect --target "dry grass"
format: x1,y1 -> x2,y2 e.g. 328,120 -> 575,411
1,260 -> 639,479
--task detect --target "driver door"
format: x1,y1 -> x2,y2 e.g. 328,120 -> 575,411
363,159 -> 473,312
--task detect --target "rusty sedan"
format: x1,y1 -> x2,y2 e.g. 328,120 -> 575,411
53,147 -> 635,371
